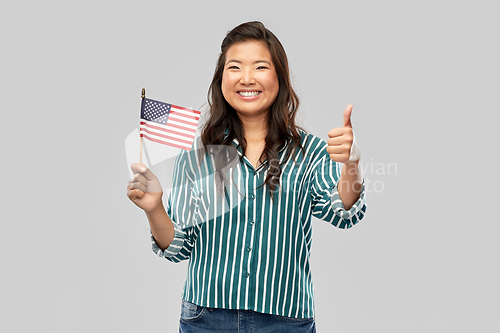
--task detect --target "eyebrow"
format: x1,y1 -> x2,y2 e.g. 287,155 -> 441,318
225,59 -> 272,66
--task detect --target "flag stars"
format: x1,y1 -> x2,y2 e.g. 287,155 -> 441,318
142,100 -> 171,125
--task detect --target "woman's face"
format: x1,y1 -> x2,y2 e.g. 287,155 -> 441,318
221,40 -> 279,119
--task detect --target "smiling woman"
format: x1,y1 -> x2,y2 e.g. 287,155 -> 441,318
220,40 -> 280,168
202,22 -> 303,192
221,41 -> 279,120
127,21 -> 367,333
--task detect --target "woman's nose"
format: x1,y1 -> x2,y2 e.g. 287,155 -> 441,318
239,70 -> 255,85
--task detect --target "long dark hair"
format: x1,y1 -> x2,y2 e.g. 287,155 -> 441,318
201,21 -> 304,195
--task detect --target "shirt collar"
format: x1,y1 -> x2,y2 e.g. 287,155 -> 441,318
224,128 -> 289,154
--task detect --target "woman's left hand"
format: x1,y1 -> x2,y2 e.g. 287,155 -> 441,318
326,105 -> 359,164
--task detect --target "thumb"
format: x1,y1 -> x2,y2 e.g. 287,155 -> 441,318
130,163 -> 157,181
343,105 -> 353,128
130,163 -> 163,193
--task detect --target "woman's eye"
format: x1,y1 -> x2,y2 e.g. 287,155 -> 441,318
256,66 -> 268,70
228,66 -> 239,69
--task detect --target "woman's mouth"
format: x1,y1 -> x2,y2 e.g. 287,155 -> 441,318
237,91 -> 261,98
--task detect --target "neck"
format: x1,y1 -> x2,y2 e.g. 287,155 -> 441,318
239,113 -> 268,142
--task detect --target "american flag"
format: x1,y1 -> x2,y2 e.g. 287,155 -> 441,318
140,98 -> 201,151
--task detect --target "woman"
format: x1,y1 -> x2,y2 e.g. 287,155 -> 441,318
127,21 -> 366,333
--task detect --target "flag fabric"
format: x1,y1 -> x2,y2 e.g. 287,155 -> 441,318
140,98 -> 201,151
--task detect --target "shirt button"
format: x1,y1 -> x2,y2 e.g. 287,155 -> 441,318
249,220 -> 255,226
250,193 -> 255,199
245,272 -> 250,278
247,247 -> 252,252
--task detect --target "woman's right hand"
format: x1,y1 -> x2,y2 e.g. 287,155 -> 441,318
127,163 -> 164,213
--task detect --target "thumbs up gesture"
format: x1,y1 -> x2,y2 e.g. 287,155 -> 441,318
326,105 -> 360,164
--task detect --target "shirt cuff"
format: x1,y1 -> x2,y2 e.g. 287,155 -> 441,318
330,181 -> 367,220
151,221 -> 186,258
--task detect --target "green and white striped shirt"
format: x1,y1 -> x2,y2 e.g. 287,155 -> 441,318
151,131 -> 367,319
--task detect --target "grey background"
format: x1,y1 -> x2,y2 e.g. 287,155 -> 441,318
1,0 -> 498,332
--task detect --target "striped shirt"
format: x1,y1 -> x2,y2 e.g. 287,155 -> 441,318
151,131 -> 367,319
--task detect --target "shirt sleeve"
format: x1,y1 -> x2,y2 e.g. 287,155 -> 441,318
310,146 -> 367,229
150,150 -> 200,263
150,222 -> 189,262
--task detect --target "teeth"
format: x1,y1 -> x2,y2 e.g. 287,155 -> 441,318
238,91 -> 260,97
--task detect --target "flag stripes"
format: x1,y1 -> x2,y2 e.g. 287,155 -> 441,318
140,97 -> 201,151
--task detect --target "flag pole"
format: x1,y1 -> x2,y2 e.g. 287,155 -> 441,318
140,88 -> 145,165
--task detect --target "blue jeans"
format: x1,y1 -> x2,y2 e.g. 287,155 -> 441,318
179,300 -> 316,333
